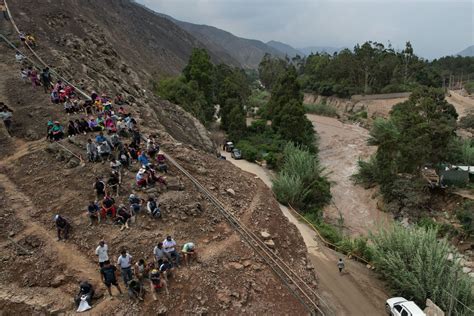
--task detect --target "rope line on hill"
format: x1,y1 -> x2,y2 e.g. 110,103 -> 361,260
3,2 -> 330,314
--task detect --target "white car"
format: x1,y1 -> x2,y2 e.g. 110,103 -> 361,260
386,297 -> 426,316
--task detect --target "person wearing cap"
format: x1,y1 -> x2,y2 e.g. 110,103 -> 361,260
162,236 -> 180,267
54,214 -> 70,241
181,242 -> 197,266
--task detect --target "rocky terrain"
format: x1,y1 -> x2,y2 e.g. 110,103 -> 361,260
0,1 -> 319,314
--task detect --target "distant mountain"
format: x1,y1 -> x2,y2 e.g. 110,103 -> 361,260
267,41 -> 303,57
154,13 -> 284,68
456,45 -> 474,57
299,46 -> 341,56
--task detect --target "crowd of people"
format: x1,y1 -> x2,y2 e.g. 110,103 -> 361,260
5,29 -> 197,310
74,238 -> 197,307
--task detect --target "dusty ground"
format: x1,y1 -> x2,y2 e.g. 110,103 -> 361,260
307,114 -> 392,236
447,89 -> 474,118
221,150 -> 388,315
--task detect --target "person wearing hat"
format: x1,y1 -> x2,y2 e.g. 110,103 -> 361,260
181,242 -> 197,266
135,168 -> 148,188
51,121 -> 64,141
54,214 -> 70,241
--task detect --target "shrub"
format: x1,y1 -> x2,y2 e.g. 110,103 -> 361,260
235,140 -> 258,162
303,103 -> 339,117
371,225 -> 473,313
456,201 -> 474,238
459,114 -> 474,129
352,156 -> 379,187
272,143 -> 331,209
464,81 -> 474,94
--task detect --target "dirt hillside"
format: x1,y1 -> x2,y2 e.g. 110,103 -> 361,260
0,3 -> 319,315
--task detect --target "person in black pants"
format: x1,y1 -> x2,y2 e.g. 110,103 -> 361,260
54,215 -> 70,241
75,281 -> 94,307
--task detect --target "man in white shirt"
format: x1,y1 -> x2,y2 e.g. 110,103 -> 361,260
163,236 -> 180,267
117,249 -> 133,286
95,240 -> 109,267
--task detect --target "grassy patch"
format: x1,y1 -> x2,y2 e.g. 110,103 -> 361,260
303,103 -> 339,117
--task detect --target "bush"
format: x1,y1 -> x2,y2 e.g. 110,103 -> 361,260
303,103 -> 339,117
371,225 -> 473,313
352,156 -> 379,187
272,143 -> 331,209
456,201 -> 474,238
465,81 -> 474,94
459,114 -> 474,129
235,140 -> 258,162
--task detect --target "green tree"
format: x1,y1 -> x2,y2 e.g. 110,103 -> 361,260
183,48 -> 215,121
258,53 -> 288,90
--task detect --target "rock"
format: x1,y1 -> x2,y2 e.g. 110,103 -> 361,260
227,262 -> 244,270
50,274 -> 66,288
447,253 -> 454,261
469,272 -> 474,278
366,264 -> 372,269
242,260 -> 252,268
424,298 -> 445,316
157,306 -> 168,315
65,158 -> 80,169
8,231 -> 15,237
226,188 -> 235,196
462,267 -> 472,274
260,231 -> 271,240
167,177 -> 184,191
264,239 -> 275,249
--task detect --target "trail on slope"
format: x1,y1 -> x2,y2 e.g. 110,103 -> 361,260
307,114 -> 391,236
220,151 -> 388,316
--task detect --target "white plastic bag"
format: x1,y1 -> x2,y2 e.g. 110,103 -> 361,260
76,295 -> 91,312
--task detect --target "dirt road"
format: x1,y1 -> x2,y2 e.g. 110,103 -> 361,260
307,115 -> 391,236
447,90 -> 474,118
221,151 -> 388,316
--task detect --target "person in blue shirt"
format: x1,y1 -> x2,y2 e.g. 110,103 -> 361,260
138,151 -> 150,167
95,131 -> 107,143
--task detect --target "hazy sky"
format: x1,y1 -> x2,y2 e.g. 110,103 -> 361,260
137,0 -> 473,59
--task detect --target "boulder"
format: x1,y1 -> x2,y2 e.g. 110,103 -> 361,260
226,188 -> 235,196
462,267 -> 472,274
260,231 -> 271,240
264,239 -> 275,249
227,262 -> 244,270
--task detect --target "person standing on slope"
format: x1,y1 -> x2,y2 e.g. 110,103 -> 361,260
337,258 -> 345,274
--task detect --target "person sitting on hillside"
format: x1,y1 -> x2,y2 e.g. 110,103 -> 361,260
115,204 -> 131,231
86,139 -> 98,162
104,116 -> 116,133
131,127 -> 141,146
114,94 -> 126,106
181,242 -> 197,266
15,51 -> 25,63
67,120 -> 78,137
20,68 -> 28,83
100,195 -> 116,222
134,259 -> 148,283
146,197 -> 161,218
107,171 -> 120,197
156,154 -> 168,173
159,257 -> 174,281
50,89 -> 60,104
64,98 -> 75,114
146,136 -> 159,158
29,67 -> 40,88
75,119 -> 87,135
0,103 -> 13,137
40,68 -> 52,94
138,151 -> 150,167
97,141 -> 112,162
50,121 -> 64,141
25,34 -> 36,47
153,242 -> 166,266
128,143 -> 139,163
135,168 -> 149,188
127,278 -> 144,301
53,80 -> 64,92
149,268 -> 168,300
118,148 -> 130,169
88,117 -> 100,131
54,214 -> 70,241
78,118 -> 90,133
87,201 -> 100,226
163,235 -> 180,267
74,280 -> 94,308
145,165 -> 167,186
93,176 -> 106,201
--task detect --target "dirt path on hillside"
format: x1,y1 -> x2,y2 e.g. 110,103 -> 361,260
307,114 -> 391,236
0,159 -> 117,314
447,90 -> 474,118
221,151 -> 388,316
